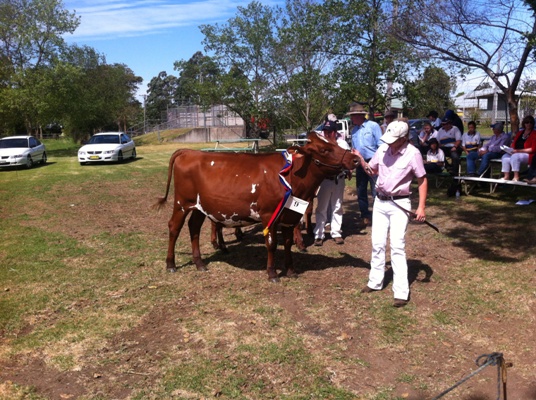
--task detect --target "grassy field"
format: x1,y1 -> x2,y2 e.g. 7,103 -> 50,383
0,136 -> 535,400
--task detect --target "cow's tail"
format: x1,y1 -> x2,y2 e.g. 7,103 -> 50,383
152,149 -> 183,211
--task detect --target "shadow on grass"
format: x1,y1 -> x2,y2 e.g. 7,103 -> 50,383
425,183 -> 535,263
174,222 -> 370,274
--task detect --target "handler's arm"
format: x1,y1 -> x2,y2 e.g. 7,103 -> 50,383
415,176 -> 427,221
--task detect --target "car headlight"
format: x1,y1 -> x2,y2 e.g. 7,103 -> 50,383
12,154 -> 24,158
78,151 -> 86,156
104,150 -> 115,154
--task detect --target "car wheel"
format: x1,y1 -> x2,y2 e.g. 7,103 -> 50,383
41,152 -> 47,165
118,150 -> 123,163
26,155 -> 33,169
131,148 -> 136,160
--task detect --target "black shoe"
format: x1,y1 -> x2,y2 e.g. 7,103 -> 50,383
333,237 -> 344,245
314,239 -> 323,247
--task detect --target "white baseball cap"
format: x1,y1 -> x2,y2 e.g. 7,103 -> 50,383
381,121 -> 409,144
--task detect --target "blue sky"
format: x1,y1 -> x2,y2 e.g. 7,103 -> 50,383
62,0 -> 264,100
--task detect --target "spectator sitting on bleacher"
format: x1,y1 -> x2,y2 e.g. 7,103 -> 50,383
423,138 -> 445,174
427,111 -> 442,130
466,121 -> 510,177
444,109 -> 464,134
436,117 -> 462,175
462,121 -> 481,158
501,115 -> 536,182
418,121 -> 438,155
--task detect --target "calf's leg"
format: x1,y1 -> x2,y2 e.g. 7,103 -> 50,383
188,210 -> 208,271
264,227 -> 279,283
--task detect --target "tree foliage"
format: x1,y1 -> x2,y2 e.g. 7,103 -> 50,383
0,0 -> 142,137
393,0 -> 536,132
327,0 -> 419,117
182,0 -> 424,134
403,66 -> 456,117
199,1 -> 279,136
145,71 -> 179,123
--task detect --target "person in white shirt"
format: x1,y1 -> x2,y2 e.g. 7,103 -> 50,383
461,121 -> 481,157
427,111 -> 442,130
436,117 -> 462,175
313,120 -> 350,246
418,121 -> 438,155
424,138 -> 445,174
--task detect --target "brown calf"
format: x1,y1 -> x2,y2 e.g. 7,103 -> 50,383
153,132 -> 359,282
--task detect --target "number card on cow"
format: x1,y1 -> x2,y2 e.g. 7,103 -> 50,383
284,195 -> 309,215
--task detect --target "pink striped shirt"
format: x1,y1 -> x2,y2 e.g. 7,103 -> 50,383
369,142 -> 426,196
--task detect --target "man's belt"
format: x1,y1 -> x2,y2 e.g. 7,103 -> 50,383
377,195 -> 410,201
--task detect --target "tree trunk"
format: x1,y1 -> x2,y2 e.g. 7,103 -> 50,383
507,87 -> 519,135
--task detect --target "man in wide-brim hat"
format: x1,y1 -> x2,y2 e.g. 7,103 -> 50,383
346,103 -> 382,228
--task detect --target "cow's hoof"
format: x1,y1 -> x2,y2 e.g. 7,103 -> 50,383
167,267 -> 177,273
196,266 -> 208,272
269,277 -> 280,283
297,246 -> 307,253
286,272 -> 299,279
211,241 -> 219,250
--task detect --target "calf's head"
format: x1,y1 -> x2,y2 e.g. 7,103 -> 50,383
296,132 -> 360,173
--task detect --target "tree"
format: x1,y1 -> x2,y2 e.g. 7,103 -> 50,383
403,66 -> 456,117
145,71 -> 179,123
327,0 -> 419,118
270,0 -> 338,130
174,51 -> 222,109
0,0 -> 80,133
56,47 -> 142,139
200,1 -> 279,136
393,0 -> 536,133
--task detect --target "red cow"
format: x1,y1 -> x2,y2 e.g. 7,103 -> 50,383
153,132 -> 360,282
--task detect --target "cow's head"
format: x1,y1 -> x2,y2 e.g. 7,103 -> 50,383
294,132 -> 360,172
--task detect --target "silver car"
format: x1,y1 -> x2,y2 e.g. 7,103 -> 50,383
0,136 -> 47,168
78,132 -> 136,165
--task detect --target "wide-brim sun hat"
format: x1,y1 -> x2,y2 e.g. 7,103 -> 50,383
381,121 -> 409,144
346,103 -> 367,116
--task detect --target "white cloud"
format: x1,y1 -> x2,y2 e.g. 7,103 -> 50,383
64,0 -> 251,40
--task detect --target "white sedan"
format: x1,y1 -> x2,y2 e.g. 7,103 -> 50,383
0,136 -> 47,168
78,132 -> 136,165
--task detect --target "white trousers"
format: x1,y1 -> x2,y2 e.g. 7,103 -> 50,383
501,152 -> 529,173
314,178 -> 345,239
367,197 -> 411,300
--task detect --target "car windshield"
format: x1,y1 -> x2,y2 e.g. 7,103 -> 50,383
88,135 -> 120,144
0,138 -> 29,148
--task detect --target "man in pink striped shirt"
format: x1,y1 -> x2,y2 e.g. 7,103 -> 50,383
352,120 -> 428,308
